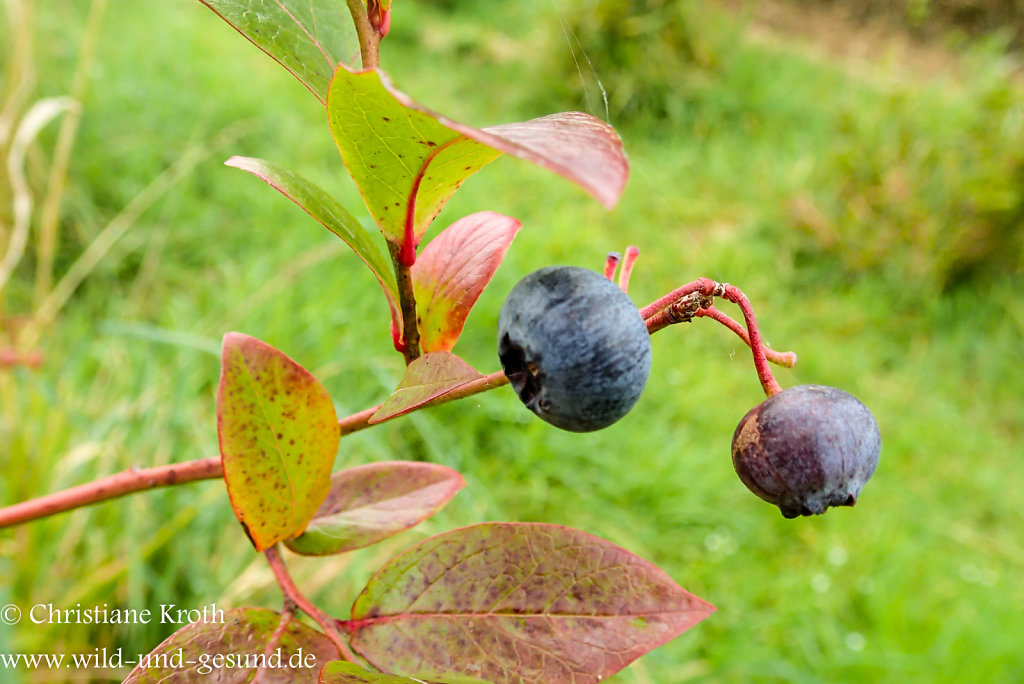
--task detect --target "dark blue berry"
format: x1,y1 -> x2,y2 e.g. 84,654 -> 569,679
731,384 -> 881,518
498,266 -> 651,432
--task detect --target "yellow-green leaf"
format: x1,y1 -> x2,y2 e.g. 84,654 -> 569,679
218,333 -> 338,551
327,66 -> 627,259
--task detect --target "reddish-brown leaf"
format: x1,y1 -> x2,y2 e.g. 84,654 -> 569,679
285,461 -> 465,556
124,607 -> 336,682
347,523 -> 715,684
218,333 -> 339,551
412,212 -> 521,353
482,112 -> 628,210
368,352 -> 483,424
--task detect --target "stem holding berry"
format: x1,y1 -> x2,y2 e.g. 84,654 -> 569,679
642,278 -> 788,397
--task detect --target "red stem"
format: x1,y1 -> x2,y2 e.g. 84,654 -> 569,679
721,285 -> 782,396
639,277 -> 718,320
642,279 -> 786,397
0,372 -> 510,528
0,457 -> 223,528
264,545 -> 358,662
696,305 -> 797,368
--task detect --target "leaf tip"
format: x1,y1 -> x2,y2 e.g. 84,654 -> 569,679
221,331 -> 255,356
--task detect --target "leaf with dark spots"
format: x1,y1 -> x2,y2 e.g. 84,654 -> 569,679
412,212 -> 521,353
124,607 -> 335,683
285,461 -> 465,556
326,67 -> 628,253
197,0 -> 356,103
346,523 -> 715,684
218,333 -> 339,551
319,661 -> 492,683
368,352 -> 483,424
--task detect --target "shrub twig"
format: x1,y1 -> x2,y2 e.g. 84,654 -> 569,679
264,545 -> 358,662
0,370 -> 510,527
0,275 -> 787,527
0,457 -> 223,528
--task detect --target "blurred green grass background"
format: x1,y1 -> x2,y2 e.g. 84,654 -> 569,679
1,0 -> 1022,681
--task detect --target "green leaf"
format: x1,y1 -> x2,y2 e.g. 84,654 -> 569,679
285,461 -> 465,556
197,0 -> 356,102
218,333 -> 339,551
368,352 -> 483,424
327,66 -> 628,257
319,661 -> 492,684
348,523 -> 715,684
412,212 -> 521,353
225,156 -> 400,332
124,607 -> 335,682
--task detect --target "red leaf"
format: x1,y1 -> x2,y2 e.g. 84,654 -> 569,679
481,112 -> 629,211
124,607 -> 335,682
347,523 -> 715,684
285,461 -> 465,556
368,352 -> 483,424
412,212 -> 521,353
218,333 -> 339,551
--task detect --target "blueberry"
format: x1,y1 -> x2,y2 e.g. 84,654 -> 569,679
731,384 -> 881,518
498,266 -> 651,432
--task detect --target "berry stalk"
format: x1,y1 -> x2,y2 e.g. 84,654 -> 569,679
642,279 -> 788,396
640,277 -> 719,320
721,284 -> 783,396
695,305 -> 797,368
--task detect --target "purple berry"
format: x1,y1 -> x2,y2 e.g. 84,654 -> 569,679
498,266 -> 651,432
731,384 -> 881,518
